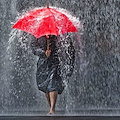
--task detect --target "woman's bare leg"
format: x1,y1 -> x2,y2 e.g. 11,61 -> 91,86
48,91 -> 58,114
45,93 -> 51,107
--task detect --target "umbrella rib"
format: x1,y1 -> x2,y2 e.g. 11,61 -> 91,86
48,8 -> 58,35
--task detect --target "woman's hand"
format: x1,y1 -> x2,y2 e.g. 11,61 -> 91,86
45,50 -> 51,57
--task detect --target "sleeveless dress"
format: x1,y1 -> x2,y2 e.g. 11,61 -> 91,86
31,36 -> 64,94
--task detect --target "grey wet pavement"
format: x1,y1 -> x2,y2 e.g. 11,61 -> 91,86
0,116 -> 120,120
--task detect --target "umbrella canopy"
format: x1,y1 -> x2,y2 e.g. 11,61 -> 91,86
13,6 -> 80,38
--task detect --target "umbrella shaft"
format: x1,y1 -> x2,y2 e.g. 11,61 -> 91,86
47,39 -> 50,50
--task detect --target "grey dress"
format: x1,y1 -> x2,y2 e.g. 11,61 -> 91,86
31,36 -> 64,94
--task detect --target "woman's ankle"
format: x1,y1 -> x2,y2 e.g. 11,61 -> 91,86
50,108 -> 55,113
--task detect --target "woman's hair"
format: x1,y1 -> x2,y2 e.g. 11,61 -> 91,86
49,35 -> 57,40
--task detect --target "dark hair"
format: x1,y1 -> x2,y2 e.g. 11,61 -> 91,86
49,35 -> 57,40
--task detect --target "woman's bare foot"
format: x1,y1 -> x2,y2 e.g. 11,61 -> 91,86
47,109 -> 55,115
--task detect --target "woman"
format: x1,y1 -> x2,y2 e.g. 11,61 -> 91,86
31,35 -> 75,114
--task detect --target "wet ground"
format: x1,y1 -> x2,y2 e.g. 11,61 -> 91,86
0,110 -> 120,120
0,116 -> 120,120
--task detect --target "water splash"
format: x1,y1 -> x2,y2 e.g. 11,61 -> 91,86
10,5 -> 83,86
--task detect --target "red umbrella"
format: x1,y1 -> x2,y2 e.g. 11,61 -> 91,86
13,5 -> 80,38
